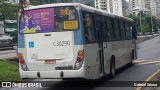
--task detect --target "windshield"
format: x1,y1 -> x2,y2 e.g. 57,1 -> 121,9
19,6 -> 79,34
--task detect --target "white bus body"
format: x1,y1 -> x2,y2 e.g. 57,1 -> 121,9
18,3 -> 137,80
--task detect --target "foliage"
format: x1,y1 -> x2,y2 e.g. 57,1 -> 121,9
10,30 -> 18,43
0,60 -> 20,81
128,14 -> 160,35
0,0 -> 19,20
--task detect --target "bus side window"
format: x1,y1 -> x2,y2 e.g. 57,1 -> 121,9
129,23 -> 133,39
132,23 -> 137,39
113,19 -> 120,40
119,21 -> 126,39
124,22 -> 130,39
105,17 -> 113,41
82,12 -> 96,43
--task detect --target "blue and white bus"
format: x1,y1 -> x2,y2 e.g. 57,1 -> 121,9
18,3 -> 137,80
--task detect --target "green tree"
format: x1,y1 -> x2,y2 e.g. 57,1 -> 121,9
128,13 -> 160,35
10,30 -> 17,43
0,0 -> 18,20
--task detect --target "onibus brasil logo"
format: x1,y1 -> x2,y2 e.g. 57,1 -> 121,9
2,82 -> 42,88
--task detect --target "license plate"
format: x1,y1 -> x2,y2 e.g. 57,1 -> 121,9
45,60 -> 56,64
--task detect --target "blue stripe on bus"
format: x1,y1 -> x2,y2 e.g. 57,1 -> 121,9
74,10 -> 85,45
18,34 -> 25,48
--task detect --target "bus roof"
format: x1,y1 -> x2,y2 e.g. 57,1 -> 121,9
23,3 -> 133,22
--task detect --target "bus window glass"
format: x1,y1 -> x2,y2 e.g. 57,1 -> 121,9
83,12 -> 96,43
114,20 -> 120,40
120,21 -> 125,39
106,18 -> 113,40
19,6 -> 79,34
129,23 -> 133,38
125,22 -> 130,39
103,17 -> 107,42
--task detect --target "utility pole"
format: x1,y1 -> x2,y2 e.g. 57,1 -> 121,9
150,6 -> 154,34
140,10 -> 142,35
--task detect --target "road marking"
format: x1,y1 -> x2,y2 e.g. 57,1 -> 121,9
136,69 -> 160,90
137,61 -> 160,65
134,60 -> 160,65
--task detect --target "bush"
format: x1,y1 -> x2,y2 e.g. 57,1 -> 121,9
10,30 -> 17,43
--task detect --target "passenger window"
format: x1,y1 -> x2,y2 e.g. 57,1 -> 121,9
106,17 -> 113,40
125,22 -> 131,39
82,12 -> 96,43
113,20 -> 120,40
119,21 -> 125,39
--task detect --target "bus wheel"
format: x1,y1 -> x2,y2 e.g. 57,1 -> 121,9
109,58 -> 115,79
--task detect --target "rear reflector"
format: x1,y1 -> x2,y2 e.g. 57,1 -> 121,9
77,57 -> 82,62
20,59 -> 25,64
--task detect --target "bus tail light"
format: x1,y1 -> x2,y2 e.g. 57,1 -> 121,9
18,54 -> 29,71
77,57 -> 82,62
18,54 -> 23,59
74,50 -> 84,69
20,59 -> 25,64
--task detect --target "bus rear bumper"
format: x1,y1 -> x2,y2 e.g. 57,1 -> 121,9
19,68 -> 86,79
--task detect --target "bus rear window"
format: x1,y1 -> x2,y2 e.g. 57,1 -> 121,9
19,6 -> 79,34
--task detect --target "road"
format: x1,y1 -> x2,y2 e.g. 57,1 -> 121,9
94,36 -> 160,90
0,50 -> 16,59
2,36 -> 160,90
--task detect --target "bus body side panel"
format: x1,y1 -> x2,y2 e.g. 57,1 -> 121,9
103,39 -> 136,74
83,44 -> 100,79
111,40 -> 134,70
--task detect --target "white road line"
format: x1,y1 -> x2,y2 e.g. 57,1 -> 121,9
134,60 -> 160,65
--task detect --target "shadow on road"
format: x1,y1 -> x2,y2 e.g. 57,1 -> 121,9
40,64 -> 133,90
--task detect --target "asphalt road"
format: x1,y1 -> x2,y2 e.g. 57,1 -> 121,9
2,36 -> 160,90
0,50 -> 17,59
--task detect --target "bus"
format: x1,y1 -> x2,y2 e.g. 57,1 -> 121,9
18,3 -> 137,80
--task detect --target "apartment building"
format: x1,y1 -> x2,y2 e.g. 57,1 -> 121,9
95,0 -> 123,16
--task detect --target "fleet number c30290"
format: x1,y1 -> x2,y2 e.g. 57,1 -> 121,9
53,41 -> 70,46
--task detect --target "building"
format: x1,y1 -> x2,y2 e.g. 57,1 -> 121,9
156,0 -> 160,19
95,0 -> 123,16
122,0 -> 129,16
129,0 -> 160,18
30,0 -> 95,7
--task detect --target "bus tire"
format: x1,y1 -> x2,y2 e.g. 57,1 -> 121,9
109,57 -> 115,79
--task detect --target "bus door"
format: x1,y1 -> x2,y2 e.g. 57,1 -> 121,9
95,21 -> 105,76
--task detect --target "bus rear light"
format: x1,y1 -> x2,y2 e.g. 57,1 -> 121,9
18,54 -> 23,59
20,59 -> 25,64
74,50 -> 84,69
78,51 -> 83,57
77,57 -> 82,62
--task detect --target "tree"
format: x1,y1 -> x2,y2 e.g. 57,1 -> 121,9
0,0 -> 18,20
10,30 -> 17,43
128,13 -> 160,35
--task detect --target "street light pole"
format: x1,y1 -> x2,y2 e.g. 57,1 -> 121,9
140,10 -> 142,35
150,11 -> 154,34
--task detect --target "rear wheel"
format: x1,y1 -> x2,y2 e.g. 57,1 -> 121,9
109,58 -> 115,79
